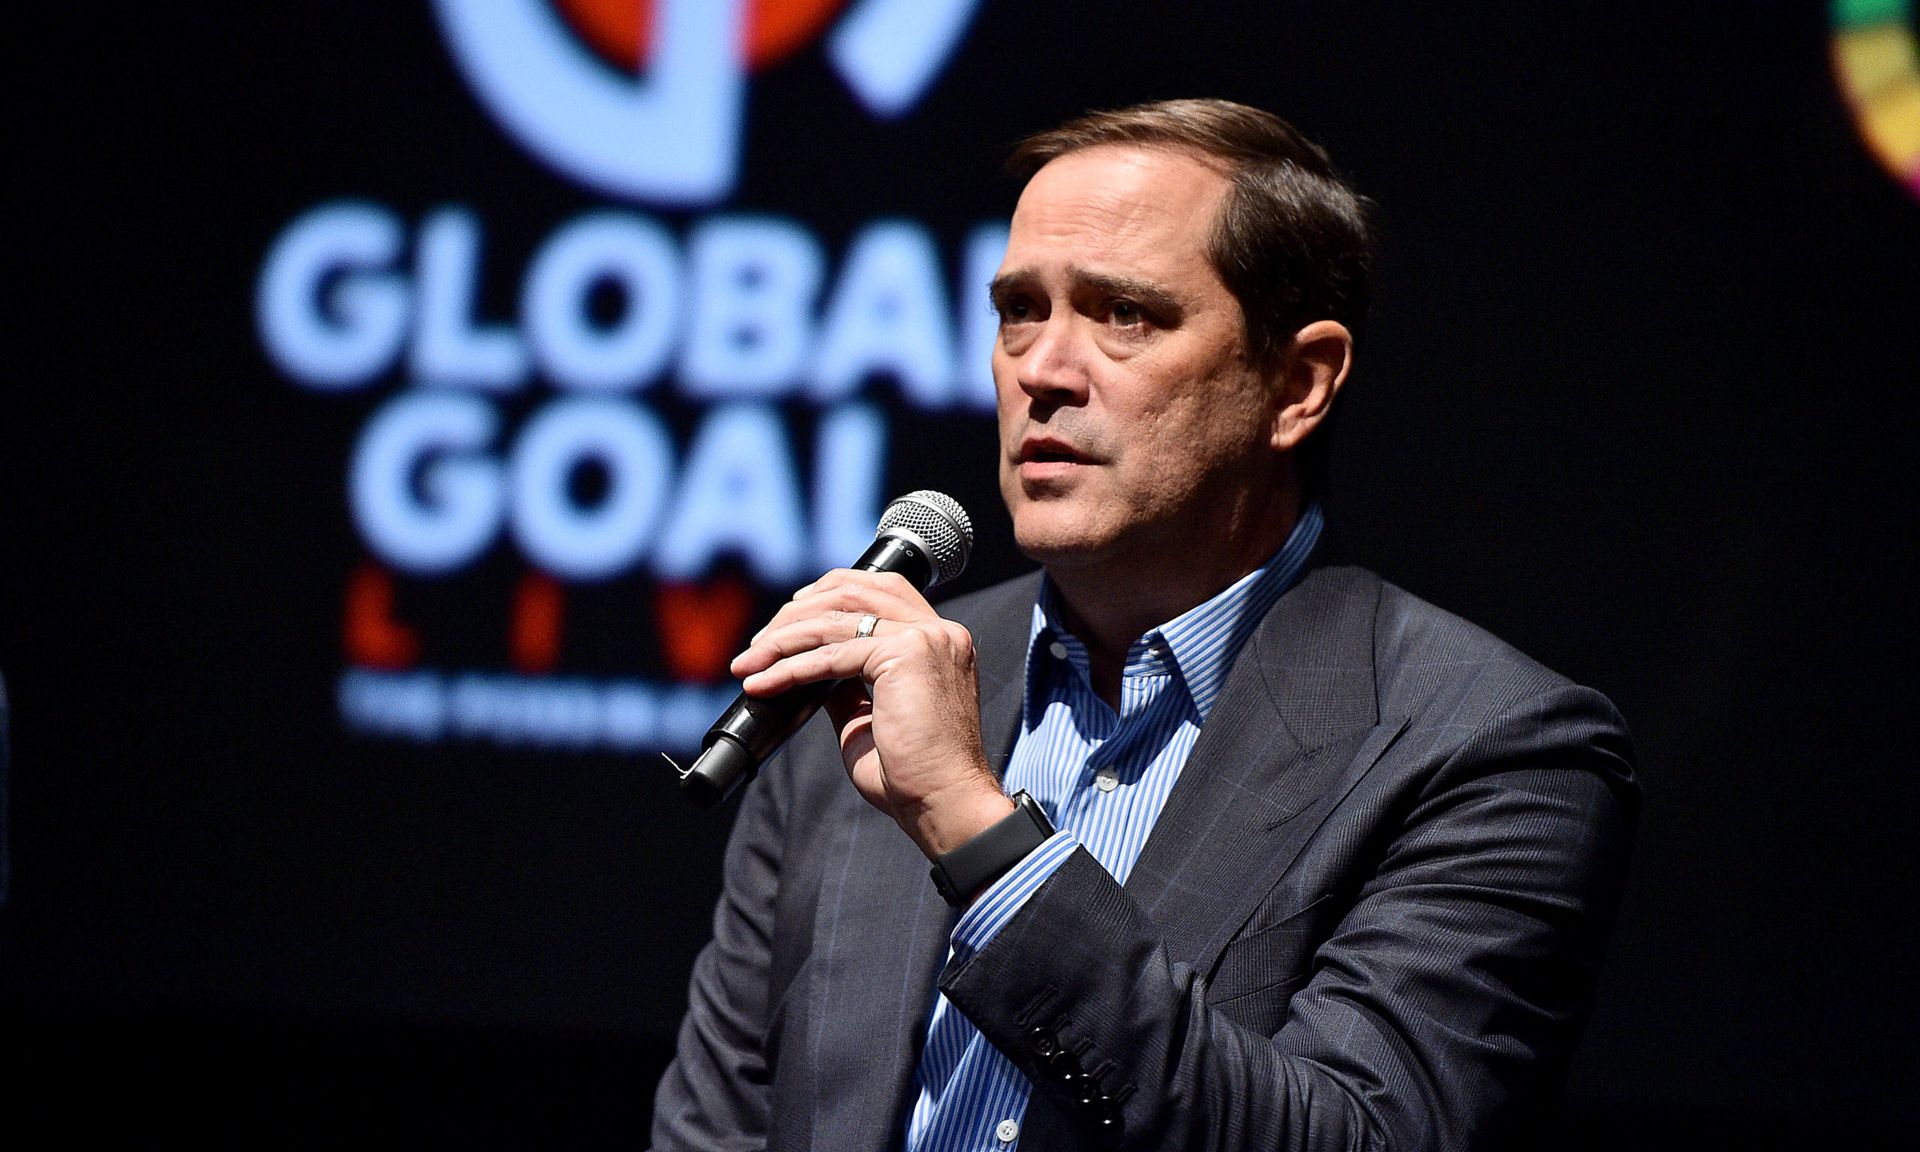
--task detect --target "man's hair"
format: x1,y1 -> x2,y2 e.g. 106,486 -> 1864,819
1008,99 -> 1376,494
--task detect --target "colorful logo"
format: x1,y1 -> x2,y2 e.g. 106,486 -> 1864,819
1832,0 -> 1920,199
433,0 -> 983,204
262,0 -> 1007,754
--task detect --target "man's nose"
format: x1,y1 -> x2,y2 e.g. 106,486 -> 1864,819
1013,318 -> 1090,407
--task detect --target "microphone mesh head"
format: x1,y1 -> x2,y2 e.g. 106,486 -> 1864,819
877,490 -> 973,587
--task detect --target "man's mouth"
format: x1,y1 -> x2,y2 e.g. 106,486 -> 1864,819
1018,437 -> 1090,465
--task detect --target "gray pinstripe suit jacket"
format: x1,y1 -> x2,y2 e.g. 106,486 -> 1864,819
652,564 -> 1638,1150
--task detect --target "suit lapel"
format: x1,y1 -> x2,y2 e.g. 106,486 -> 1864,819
1125,566 -> 1395,971
801,574 -> 1038,1147
969,573 -> 1041,777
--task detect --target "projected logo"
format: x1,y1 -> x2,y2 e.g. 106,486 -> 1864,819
256,0 -> 1006,754
1832,0 -> 1920,200
434,0 -> 981,203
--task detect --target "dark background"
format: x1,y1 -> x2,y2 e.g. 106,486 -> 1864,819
6,2 -> 1917,1145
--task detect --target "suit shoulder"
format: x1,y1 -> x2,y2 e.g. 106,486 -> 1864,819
1319,566 -> 1629,741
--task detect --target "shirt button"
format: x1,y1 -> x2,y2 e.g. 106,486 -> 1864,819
996,1118 -> 1020,1143
1048,640 -> 1068,660
1094,770 -> 1119,793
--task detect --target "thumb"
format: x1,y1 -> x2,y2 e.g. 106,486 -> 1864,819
823,679 -> 875,748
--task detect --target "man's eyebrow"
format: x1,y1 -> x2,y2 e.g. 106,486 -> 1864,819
987,267 -> 1185,321
1074,270 -> 1184,322
987,270 -> 1035,310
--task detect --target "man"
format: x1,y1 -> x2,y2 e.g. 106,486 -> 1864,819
652,99 -> 1637,1150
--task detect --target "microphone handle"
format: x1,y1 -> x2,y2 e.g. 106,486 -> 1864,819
677,535 -> 935,807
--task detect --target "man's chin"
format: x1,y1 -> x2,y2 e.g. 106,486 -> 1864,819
1011,523 -> 1116,571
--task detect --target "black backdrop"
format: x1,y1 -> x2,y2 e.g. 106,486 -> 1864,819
6,2 -> 1918,1144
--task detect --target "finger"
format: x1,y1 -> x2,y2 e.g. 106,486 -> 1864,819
798,567 -> 924,603
824,681 -> 883,798
779,582 -> 925,631
732,609 -> 879,677
738,636 -> 880,696
747,583 -> 927,649
760,570 -> 934,634
822,678 -> 874,737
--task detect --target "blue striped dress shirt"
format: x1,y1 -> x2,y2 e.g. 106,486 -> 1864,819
903,503 -> 1324,1151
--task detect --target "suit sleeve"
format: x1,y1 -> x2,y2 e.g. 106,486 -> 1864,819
938,682 -> 1638,1151
649,751 -> 791,1152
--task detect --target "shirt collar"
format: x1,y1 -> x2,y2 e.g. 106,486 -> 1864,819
1022,501 -> 1325,727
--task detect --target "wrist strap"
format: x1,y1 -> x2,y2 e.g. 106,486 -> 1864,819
929,791 -> 1055,907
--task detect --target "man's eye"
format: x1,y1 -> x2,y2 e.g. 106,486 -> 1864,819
1109,300 -> 1145,326
998,299 -> 1035,323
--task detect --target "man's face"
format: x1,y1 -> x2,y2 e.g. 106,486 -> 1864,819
991,145 -> 1283,576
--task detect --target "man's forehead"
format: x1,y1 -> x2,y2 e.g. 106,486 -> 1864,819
1016,145 -> 1230,222
1003,145 -> 1227,273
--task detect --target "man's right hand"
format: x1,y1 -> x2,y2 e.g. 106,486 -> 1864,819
729,568 -> 1014,861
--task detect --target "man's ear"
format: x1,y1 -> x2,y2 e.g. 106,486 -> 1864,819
1269,320 -> 1353,452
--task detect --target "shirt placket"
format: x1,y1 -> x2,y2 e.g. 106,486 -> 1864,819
1067,640 -> 1175,877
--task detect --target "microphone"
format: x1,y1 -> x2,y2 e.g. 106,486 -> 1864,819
673,490 -> 974,808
